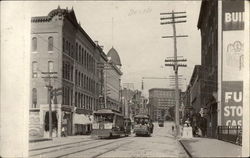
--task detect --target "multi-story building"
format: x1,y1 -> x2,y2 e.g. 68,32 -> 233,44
148,88 -> 180,121
130,90 -> 142,117
104,47 -> 123,112
30,7 -> 104,137
197,0 -> 218,138
185,65 -> 208,130
121,88 -> 135,118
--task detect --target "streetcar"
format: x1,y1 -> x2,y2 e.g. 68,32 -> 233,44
91,109 -> 131,138
158,119 -> 164,127
133,114 -> 153,136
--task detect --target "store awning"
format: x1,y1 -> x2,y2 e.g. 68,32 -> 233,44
74,114 -> 92,124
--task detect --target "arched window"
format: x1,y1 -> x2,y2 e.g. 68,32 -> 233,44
32,61 -> 38,78
32,37 -> 37,52
32,88 -> 37,108
48,36 -> 53,51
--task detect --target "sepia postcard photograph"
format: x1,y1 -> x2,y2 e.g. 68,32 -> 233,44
0,0 -> 249,157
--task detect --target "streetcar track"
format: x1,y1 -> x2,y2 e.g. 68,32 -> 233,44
29,139 -> 102,157
90,140 -> 134,158
29,138 -> 92,151
55,137 -> 134,158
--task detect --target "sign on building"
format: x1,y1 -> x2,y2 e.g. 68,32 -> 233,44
220,0 -> 244,126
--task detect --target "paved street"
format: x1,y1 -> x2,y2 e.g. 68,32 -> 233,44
29,121 -> 188,158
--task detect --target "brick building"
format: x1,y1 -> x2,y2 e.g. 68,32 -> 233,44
30,7 -> 107,137
197,0 -> 218,138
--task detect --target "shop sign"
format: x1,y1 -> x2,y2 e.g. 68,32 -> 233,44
221,81 -> 243,126
220,0 -> 244,126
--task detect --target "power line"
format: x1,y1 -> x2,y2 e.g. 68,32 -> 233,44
160,10 -> 187,137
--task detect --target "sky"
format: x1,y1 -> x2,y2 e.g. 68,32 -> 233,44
28,0 -> 202,97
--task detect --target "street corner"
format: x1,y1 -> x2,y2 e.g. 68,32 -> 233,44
178,138 -> 198,158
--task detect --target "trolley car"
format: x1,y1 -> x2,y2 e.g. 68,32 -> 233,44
91,109 -> 131,138
133,114 -> 153,136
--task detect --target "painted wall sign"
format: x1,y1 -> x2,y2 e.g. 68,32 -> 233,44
222,0 -> 244,31
221,81 -> 243,126
220,0 -> 244,126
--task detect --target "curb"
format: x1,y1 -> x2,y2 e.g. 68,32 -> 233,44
179,139 -> 193,158
29,138 -> 52,143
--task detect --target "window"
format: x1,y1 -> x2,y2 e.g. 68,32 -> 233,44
75,92 -> 78,107
71,44 -> 73,57
81,48 -> 84,64
32,88 -> 37,108
78,45 -> 81,62
84,75 -> 86,89
48,36 -> 53,51
63,61 -> 65,79
69,42 -> 71,54
81,73 -> 83,87
63,38 -> 65,52
32,61 -> 38,78
66,41 -> 69,51
78,72 -> 81,86
71,66 -> 73,81
84,51 -> 87,69
32,37 -> 37,52
48,61 -> 54,72
75,70 -> 78,85
75,43 -> 78,60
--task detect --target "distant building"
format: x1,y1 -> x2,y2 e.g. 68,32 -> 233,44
130,90 -> 142,117
149,88 -> 180,121
121,88 -> 136,118
30,7 -> 105,137
197,0 -> 218,138
105,47 -> 123,112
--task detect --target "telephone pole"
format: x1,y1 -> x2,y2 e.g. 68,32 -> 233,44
97,61 -> 112,109
160,11 -> 187,137
42,71 -> 57,138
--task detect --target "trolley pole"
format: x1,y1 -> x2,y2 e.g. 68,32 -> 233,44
42,71 -> 57,138
160,11 -> 187,137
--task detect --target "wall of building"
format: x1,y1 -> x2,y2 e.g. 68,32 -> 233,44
149,88 -> 178,121
30,8 -> 104,137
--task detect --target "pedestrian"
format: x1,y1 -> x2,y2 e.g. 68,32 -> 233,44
62,126 -> 66,137
172,125 -> 174,133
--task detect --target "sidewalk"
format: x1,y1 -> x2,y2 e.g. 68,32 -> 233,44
179,137 -> 242,157
29,137 -> 52,143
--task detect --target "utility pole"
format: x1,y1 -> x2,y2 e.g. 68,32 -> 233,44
160,11 -> 187,137
97,61 -> 112,109
42,71 -> 57,138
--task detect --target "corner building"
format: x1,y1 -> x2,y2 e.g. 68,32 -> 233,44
30,7 -> 103,137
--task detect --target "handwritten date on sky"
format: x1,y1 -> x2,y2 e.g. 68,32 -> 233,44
128,8 -> 152,16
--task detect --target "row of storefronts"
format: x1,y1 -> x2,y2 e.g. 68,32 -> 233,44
29,104 -> 93,138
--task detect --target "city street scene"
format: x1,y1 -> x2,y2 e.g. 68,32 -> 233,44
27,0 -> 248,157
